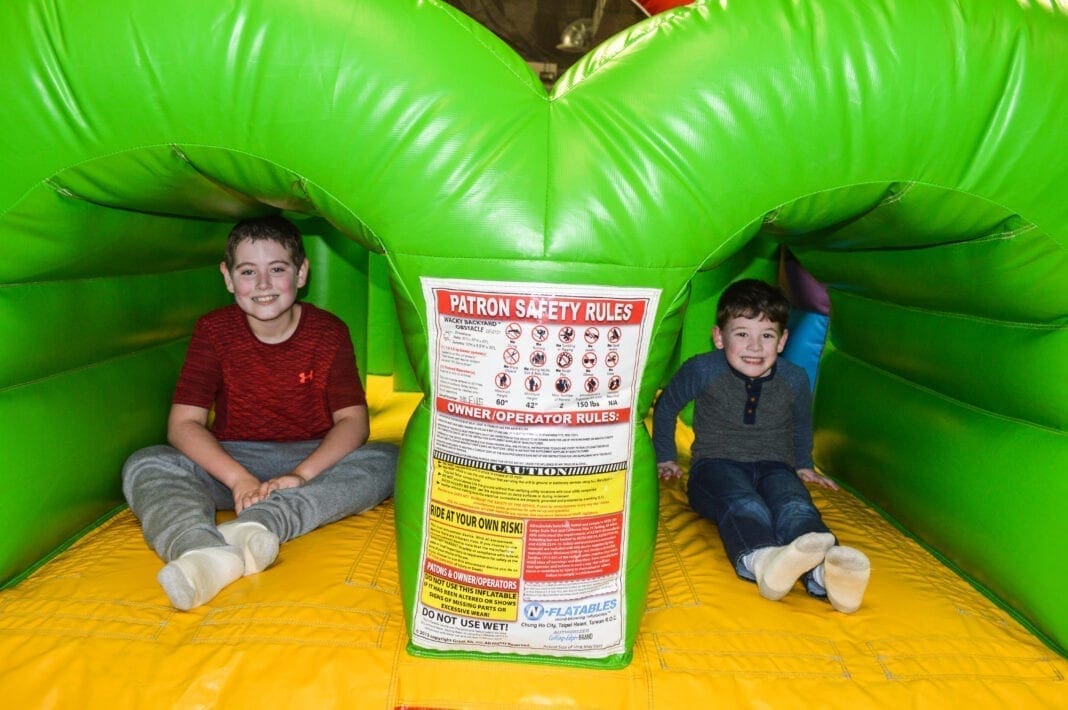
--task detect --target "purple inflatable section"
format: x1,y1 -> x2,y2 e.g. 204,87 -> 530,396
781,251 -> 830,315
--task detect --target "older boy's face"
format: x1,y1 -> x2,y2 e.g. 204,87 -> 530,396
221,238 -> 308,330
713,315 -> 788,379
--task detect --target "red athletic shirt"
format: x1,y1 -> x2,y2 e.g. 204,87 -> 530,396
172,303 -> 365,442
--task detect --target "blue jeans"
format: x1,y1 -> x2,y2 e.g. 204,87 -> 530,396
687,458 -> 832,596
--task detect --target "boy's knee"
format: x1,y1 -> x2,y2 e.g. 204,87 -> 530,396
123,444 -> 176,472
121,445 -> 181,493
363,441 -> 399,459
349,442 -> 400,470
778,498 -> 820,520
324,443 -> 399,491
723,496 -> 772,523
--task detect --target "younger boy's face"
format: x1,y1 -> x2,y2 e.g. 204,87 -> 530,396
713,315 -> 789,379
221,238 -> 308,329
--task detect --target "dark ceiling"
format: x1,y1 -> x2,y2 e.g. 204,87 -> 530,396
443,0 -> 651,83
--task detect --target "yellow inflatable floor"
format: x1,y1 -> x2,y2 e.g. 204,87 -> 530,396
0,378 -> 1063,708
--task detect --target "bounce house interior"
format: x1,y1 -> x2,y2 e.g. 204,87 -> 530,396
1,0 -> 1065,707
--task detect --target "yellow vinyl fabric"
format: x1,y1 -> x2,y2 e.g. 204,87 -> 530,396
0,377 -> 1063,708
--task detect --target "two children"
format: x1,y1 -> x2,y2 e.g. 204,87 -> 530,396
123,216 -> 398,610
653,279 -> 870,613
125,225 -> 860,615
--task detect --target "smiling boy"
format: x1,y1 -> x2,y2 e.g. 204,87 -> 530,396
652,278 -> 870,613
122,216 -> 398,610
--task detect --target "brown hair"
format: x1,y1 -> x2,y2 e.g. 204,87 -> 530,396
224,215 -> 305,269
716,279 -> 790,330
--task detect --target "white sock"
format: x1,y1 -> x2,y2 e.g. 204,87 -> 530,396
217,520 -> 279,575
742,550 -> 760,574
750,532 -> 835,601
812,562 -> 826,588
823,545 -> 871,614
157,547 -> 244,611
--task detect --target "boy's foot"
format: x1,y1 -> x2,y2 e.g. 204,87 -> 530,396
752,532 -> 835,601
157,547 -> 244,611
823,545 -> 871,613
217,520 -> 279,575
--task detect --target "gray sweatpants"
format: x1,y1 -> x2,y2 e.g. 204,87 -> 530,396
122,440 -> 398,561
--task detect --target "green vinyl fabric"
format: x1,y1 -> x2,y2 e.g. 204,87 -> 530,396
0,0 -> 1064,665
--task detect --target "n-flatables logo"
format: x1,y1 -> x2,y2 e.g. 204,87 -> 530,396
544,599 -> 617,617
524,599 -> 618,621
299,370 -> 315,384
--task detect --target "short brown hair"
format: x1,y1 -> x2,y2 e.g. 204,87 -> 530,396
716,279 -> 791,330
224,215 -> 305,269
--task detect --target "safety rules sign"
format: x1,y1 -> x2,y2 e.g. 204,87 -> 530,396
415,278 -> 660,658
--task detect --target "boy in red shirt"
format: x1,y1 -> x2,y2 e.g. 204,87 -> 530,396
123,216 -> 398,610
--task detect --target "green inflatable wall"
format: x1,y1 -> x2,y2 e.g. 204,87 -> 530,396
0,0 -> 1064,665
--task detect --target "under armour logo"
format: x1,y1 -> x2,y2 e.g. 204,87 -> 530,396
299,370 -> 315,384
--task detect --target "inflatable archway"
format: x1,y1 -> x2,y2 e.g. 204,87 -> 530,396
1,0 -> 1065,667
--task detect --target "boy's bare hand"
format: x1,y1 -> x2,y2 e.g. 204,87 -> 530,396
657,461 -> 683,481
797,467 -> 839,490
263,473 -> 306,495
232,477 -> 267,513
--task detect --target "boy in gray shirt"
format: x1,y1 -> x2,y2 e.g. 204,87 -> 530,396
653,279 -> 869,613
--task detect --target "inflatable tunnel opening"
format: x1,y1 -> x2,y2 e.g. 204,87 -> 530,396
675,179 -> 1063,656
